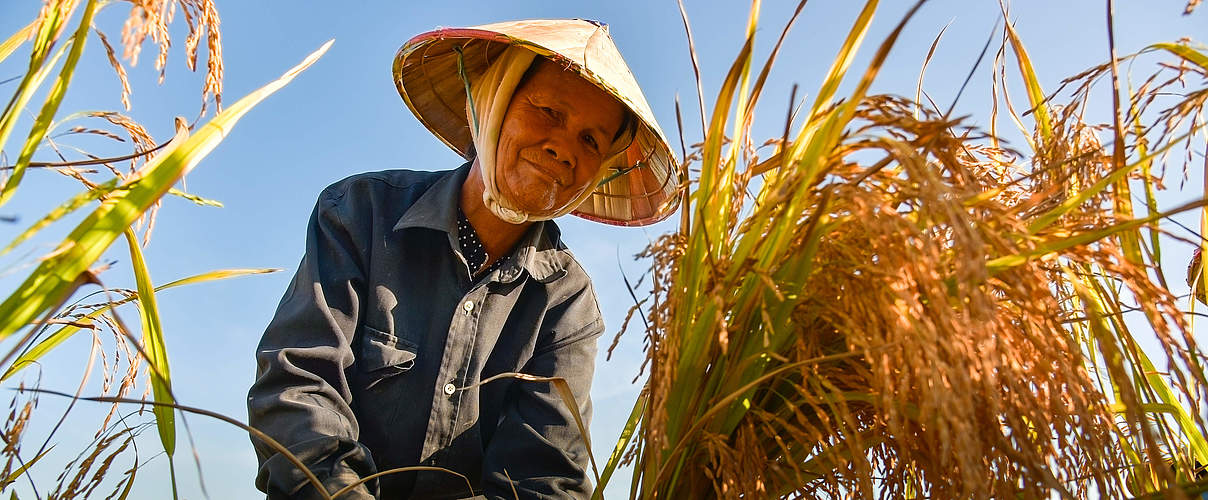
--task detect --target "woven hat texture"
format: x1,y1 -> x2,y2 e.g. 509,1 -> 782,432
393,19 -> 680,226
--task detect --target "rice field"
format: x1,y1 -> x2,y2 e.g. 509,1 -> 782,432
0,1 -> 1205,499
601,1 -> 1208,498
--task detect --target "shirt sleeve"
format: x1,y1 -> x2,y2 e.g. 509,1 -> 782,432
480,281 -> 605,500
247,186 -> 378,500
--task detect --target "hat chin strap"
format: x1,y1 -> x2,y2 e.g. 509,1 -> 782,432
480,165 -> 610,224
468,46 -> 540,225
482,191 -> 530,224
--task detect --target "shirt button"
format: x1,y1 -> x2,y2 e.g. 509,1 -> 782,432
462,300 -> 474,313
443,383 -> 456,395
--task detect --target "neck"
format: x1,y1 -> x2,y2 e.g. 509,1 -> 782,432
460,158 -> 533,262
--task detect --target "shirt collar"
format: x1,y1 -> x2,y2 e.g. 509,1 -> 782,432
392,162 -> 469,235
392,161 -> 570,283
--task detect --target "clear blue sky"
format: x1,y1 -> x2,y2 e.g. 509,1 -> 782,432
0,1 -> 1204,498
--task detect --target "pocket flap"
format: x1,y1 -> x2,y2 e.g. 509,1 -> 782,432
360,325 -> 417,373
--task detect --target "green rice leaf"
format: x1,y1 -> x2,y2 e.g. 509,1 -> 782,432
0,0 -> 100,207
123,228 -> 175,459
0,178 -> 122,257
0,20 -> 36,65
0,40 -> 331,342
1025,125 -> 1199,234
0,268 -> 278,382
0,445 -> 53,489
0,38 -> 71,174
990,198 -> 1207,274
115,455 -> 137,500
1003,19 -> 1053,145
1131,90 -> 1165,285
807,0 -> 878,121
1148,42 -> 1208,72
591,391 -> 646,499
1066,269 -> 1153,491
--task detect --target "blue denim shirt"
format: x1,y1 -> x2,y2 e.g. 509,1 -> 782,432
247,162 -> 603,499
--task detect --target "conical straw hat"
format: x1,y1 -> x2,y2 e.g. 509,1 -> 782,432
393,19 -> 680,227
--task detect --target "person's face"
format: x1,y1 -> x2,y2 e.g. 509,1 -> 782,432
494,59 -> 626,219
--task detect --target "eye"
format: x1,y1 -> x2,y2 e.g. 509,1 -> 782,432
583,133 -> 599,151
539,106 -> 557,117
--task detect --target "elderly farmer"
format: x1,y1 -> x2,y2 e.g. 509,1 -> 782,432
247,19 -> 678,499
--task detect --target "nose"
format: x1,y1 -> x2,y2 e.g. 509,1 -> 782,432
542,138 -> 573,168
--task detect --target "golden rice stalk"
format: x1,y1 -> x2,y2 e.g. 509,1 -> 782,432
615,1 -> 1208,498
88,111 -> 156,170
93,28 -> 132,111
119,0 -> 223,111
49,424 -> 138,499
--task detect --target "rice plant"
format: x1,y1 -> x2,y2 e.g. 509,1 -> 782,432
605,0 -> 1208,498
0,1 -> 326,496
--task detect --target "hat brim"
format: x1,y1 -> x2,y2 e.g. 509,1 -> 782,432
393,21 -> 680,227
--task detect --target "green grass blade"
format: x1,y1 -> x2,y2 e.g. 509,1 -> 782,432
0,0 -> 100,207
115,455 -> 137,500
740,0 -> 806,124
1147,42 -> 1208,72
592,391 -> 646,499
989,198 -> 1207,274
123,228 -> 174,459
0,40 -> 331,341
915,22 -> 951,119
0,267 -> 278,382
1105,6 -> 1142,268
1132,89 -> 1166,286
0,178 -> 122,257
1,3 -> 67,123
731,0 -> 761,153
807,0 -> 878,121
0,20 -> 36,65
1083,272 -> 1208,473
1002,18 -> 1053,145
1130,347 -> 1208,465
0,39 -> 71,169
0,445 -> 53,489
1068,270 -> 1155,492
157,267 -> 280,288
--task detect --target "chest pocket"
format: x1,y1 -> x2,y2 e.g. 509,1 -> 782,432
359,325 -> 418,389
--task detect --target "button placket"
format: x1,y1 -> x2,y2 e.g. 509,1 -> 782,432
445,286 -> 484,446
422,287 -> 483,459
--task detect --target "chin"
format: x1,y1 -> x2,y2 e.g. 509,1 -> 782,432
502,188 -> 561,217
514,202 -> 559,219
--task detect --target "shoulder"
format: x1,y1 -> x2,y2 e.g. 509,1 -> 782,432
312,168 -> 453,226
558,248 -> 591,289
319,169 -> 445,207
537,243 -> 604,340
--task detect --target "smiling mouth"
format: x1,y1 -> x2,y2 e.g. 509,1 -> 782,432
521,159 -> 565,186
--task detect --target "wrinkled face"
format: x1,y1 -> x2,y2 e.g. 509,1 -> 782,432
494,59 -> 627,218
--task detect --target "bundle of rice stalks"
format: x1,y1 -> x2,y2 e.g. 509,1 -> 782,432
609,1 -> 1208,498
